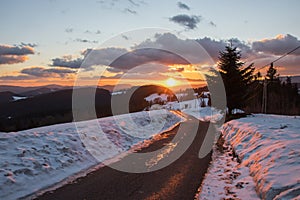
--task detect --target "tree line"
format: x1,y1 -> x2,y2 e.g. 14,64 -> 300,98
216,45 -> 300,116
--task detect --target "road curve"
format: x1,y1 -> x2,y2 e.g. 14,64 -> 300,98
35,115 -> 213,200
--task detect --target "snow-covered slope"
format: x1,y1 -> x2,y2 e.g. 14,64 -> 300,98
0,110 -> 183,200
181,100 -> 223,122
149,99 -> 224,123
222,114 -> 300,199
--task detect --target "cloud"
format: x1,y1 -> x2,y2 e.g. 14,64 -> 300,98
80,48 -> 180,72
82,34 -> 219,74
122,34 -> 129,40
81,47 -> 128,68
0,44 -> 35,65
51,33 -> 300,78
209,21 -> 216,27
134,33 -> 215,65
21,67 -> 75,78
0,67 -> 75,81
252,34 -> 300,55
0,75 -> 33,80
84,30 -> 101,34
74,38 -> 98,44
124,8 -> 137,14
109,48 -> 189,71
51,56 -> 83,69
169,14 -> 202,30
51,48 -> 128,71
0,55 -> 29,65
0,44 -> 34,55
196,37 -> 226,61
20,42 -> 38,48
177,2 -> 190,10
65,28 -> 73,33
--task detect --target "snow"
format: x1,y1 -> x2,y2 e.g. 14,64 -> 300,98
148,98 -> 224,123
177,99 -> 224,123
12,96 -> 27,101
200,114 -> 300,200
175,93 -> 188,98
0,110 -> 183,200
197,141 -> 259,200
144,93 -> 169,102
232,108 -> 245,114
111,90 -> 126,95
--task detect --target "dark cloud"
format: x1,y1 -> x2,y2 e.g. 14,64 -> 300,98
74,38 -> 98,44
0,75 -> 33,80
65,28 -> 73,33
50,33 -> 300,78
0,44 -> 34,55
21,67 -> 75,78
135,33 -> 215,65
196,37 -> 226,61
177,2 -> 190,10
51,48 -> 128,70
109,48 -> 189,70
196,37 -> 266,62
51,56 -> 83,69
81,47 -> 128,68
0,44 -> 35,65
20,42 -> 38,48
122,34 -> 129,40
84,30 -> 101,34
252,34 -> 300,55
124,8 -> 137,14
230,38 -> 260,59
0,66 -> 75,81
169,14 -> 202,30
209,21 -> 216,27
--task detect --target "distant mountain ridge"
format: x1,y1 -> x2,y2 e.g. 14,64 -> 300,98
0,84 -> 69,94
0,88 -> 112,132
0,84 -> 175,132
0,84 -> 132,95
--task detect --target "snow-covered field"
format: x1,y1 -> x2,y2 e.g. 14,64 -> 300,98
0,110 -> 183,200
149,98 -> 224,123
180,100 -> 223,123
199,114 -> 300,200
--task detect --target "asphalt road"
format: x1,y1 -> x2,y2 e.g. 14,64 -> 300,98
35,115 -> 213,200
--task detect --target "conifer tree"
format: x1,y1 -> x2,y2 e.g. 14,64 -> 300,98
218,45 -> 254,115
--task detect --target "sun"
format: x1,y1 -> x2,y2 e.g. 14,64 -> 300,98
165,78 -> 177,87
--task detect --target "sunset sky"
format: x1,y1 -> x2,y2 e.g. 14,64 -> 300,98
1,0 -> 300,87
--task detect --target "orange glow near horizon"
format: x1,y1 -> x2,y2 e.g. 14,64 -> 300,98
165,78 -> 178,87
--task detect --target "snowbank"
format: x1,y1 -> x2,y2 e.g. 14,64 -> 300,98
0,110 -> 182,200
197,140 -> 259,200
222,114 -> 300,199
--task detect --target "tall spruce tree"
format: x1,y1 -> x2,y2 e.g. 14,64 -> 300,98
218,45 -> 254,115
